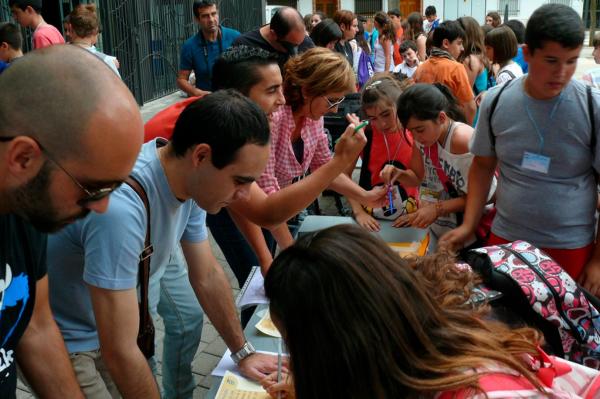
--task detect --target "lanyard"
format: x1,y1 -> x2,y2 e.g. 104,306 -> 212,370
524,92 -> 563,153
381,129 -> 403,165
197,28 -> 223,80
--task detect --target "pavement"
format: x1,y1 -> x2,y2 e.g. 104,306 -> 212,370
16,44 -> 599,399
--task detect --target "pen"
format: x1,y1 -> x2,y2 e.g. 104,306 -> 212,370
277,337 -> 282,399
335,120 -> 369,144
354,120 -> 369,132
388,186 -> 395,213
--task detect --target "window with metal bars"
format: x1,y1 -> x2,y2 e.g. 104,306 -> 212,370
547,0 -> 572,6
356,0 -> 383,18
497,0 -> 520,17
267,0 -> 297,6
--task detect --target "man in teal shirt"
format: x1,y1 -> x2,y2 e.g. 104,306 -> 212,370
176,0 -> 240,97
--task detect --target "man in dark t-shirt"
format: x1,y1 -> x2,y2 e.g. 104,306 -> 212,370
0,214 -> 45,396
233,6 -> 313,70
0,46 -> 142,397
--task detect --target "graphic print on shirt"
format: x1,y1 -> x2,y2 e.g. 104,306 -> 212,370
0,262 -> 29,376
371,160 -> 417,220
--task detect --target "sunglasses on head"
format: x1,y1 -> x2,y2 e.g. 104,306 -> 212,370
324,96 -> 345,109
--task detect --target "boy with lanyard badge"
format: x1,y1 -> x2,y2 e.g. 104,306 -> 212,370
440,4 -> 600,296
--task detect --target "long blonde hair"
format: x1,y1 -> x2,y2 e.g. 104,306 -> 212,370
283,47 -> 355,111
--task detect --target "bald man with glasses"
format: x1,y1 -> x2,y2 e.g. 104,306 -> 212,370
0,45 -> 142,399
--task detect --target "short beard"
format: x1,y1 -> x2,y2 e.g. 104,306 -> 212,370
10,161 -> 89,233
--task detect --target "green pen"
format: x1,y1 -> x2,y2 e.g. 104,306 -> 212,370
354,120 -> 369,132
335,120 -> 369,144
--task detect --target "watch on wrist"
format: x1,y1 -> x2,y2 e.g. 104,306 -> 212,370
230,341 -> 256,364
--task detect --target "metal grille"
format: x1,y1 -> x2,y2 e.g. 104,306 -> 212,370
355,0 -> 383,17
498,0 -> 520,17
1,0 -> 264,104
220,0 -> 265,34
267,0 -> 296,6
547,0 -> 572,6
583,0 -> 600,28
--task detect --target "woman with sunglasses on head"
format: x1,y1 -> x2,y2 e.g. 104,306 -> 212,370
347,74 -> 421,232
259,47 -> 388,247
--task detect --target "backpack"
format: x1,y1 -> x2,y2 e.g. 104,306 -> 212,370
357,50 -> 374,89
462,241 -> 600,369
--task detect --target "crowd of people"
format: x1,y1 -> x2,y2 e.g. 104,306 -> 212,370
2,0 -> 600,398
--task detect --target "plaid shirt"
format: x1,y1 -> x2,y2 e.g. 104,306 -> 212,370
257,105 -> 332,194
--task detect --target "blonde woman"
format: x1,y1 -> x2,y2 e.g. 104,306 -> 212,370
257,47 -> 387,245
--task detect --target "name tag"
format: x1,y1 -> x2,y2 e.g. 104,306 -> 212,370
521,151 -> 551,174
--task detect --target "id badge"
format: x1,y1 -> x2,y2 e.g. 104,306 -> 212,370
521,151 -> 551,174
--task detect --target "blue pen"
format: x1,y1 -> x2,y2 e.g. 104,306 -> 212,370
388,187 -> 395,213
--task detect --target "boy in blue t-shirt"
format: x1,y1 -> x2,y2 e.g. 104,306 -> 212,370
0,22 -> 23,75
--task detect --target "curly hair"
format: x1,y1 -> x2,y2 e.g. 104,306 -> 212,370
265,224 -> 544,399
283,47 -> 355,111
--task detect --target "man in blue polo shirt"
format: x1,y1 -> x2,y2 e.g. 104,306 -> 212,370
176,0 -> 239,97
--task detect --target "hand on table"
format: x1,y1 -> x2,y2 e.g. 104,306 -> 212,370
438,225 -> 473,253
354,211 -> 381,232
261,371 -> 295,399
238,353 -> 288,382
392,204 -> 437,229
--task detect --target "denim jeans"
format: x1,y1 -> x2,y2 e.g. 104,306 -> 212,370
206,209 -> 262,327
148,248 -> 203,399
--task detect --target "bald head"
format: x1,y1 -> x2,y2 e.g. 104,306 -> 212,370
0,45 -> 142,160
270,6 -> 304,40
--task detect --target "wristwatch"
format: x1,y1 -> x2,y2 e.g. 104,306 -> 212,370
230,341 -> 256,364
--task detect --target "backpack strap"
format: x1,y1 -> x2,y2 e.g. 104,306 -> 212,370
498,68 -> 516,80
124,175 -> 155,359
487,79 -> 514,147
587,85 -> 596,151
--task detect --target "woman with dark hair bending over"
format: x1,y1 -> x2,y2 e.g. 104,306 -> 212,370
261,224 -> 597,398
381,83 -> 495,245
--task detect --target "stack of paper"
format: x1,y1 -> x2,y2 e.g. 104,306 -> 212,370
215,371 -> 270,399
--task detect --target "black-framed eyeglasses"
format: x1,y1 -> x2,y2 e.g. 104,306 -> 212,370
0,136 -> 121,204
323,96 -> 345,110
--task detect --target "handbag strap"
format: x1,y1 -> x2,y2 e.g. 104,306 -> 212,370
124,176 -> 154,346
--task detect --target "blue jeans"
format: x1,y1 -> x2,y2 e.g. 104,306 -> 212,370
206,209 -> 259,287
148,248 -> 203,399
